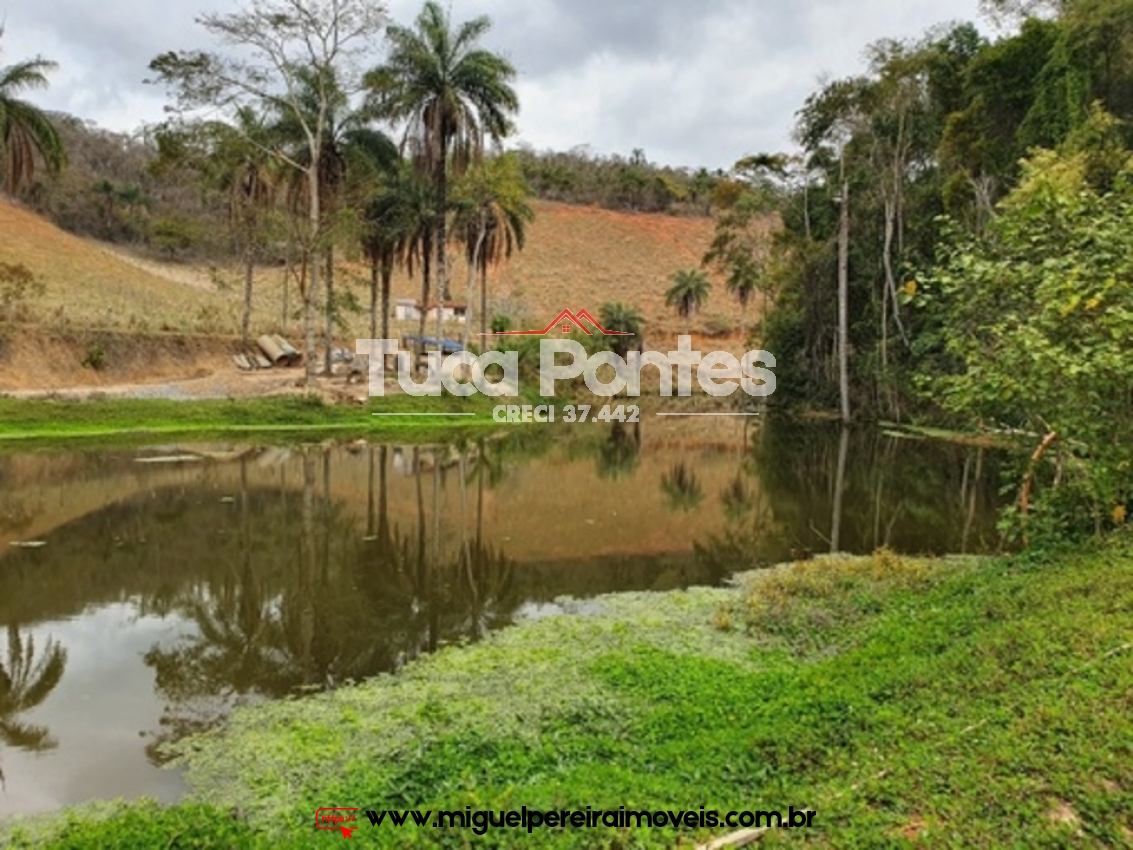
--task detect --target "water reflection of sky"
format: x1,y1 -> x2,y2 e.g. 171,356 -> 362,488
1,605 -> 193,816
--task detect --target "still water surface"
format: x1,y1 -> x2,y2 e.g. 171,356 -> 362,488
0,419 -> 1001,817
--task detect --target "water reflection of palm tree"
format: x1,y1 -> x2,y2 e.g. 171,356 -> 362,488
0,624 -> 66,752
142,443 -> 530,759
661,462 -> 704,513
466,438 -> 504,540
721,472 -> 755,522
147,564 -> 289,701
597,420 -> 642,481
456,538 -> 516,642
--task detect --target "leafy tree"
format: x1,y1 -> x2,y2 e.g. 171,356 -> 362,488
150,0 -> 387,384
367,1 -> 519,350
151,112 -> 280,342
704,167 -> 776,338
0,261 -> 45,322
665,269 -> 711,332
0,31 -> 65,196
920,145 -> 1133,539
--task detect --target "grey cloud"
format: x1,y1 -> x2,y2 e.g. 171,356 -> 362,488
3,0 -> 981,168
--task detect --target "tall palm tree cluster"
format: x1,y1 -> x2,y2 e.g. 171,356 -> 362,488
1,6 -> 535,367
210,1 -> 532,362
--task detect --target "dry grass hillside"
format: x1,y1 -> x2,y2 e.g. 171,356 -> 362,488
1,197 -> 762,367
387,200 -> 742,339
0,198 -> 235,334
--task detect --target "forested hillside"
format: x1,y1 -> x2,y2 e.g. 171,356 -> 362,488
706,0 -> 1133,539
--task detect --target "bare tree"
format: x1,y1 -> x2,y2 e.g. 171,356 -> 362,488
149,0 -> 387,385
837,160 -> 851,425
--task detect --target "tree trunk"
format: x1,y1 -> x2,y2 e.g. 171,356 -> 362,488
241,246 -> 254,348
417,243 -> 431,364
464,219 -> 486,353
323,247 -> 335,377
838,173 -> 851,424
881,195 -> 908,351
435,139 -> 449,356
480,264 -> 489,340
381,260 -> 393,344
368,255 -> 378,343
435,264 -> 444,351
282,242 -> 293,334
304,166 -> 321,387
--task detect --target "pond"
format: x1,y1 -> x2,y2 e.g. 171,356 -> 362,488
0,418 -> 1002,818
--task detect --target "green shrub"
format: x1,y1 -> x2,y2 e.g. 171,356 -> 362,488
81,343 -> 107,371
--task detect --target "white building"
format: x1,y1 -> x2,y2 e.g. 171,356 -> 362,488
393,298 -> 467,324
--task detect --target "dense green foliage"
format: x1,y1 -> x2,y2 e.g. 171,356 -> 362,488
921,138 -> 1133,540
8,543 -> 1130,847
759,3 -> 1133,405
733,1 -> 1133,532
515,146 -> 723,215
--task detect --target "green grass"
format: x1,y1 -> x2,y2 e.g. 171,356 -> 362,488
0,394 -> 505,446
5,543 -> 1132,848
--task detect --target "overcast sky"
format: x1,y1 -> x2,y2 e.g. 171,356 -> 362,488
1,0 -> 983,169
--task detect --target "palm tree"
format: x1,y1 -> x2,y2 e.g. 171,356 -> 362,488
661,462 -> 704,513
454,154 -> 533,348
0,624 -> 67,752
396,173 -> 442,356
597,420 -> 642,480
665,269 -> 711,334
367,1 -> 519,354
0,36 -> 65,196
599,302 -> 644,359
361,158 -> 418,344
214,109 -> 277,347
723,255 -> 760,338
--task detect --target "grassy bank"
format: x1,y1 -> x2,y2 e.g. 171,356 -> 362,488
5,543 -> 1132,848
0,395 -> 504,445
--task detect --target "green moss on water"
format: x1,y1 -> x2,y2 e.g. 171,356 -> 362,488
0,395 -> 502,446
6,543 -> 1133,848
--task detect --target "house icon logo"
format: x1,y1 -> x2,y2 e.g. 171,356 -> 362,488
485,308 -> 635,337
